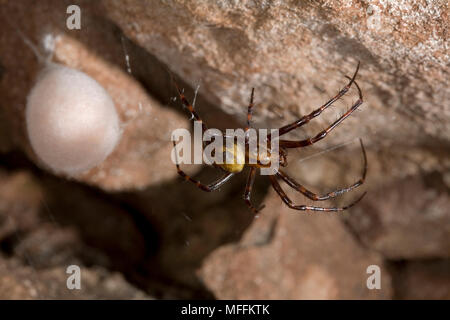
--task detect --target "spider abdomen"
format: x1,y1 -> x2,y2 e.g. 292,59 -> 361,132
219,143 -> 245,173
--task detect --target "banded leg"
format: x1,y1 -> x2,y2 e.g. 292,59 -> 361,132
245,88 -> 255,132
173,80 -> 209,148
269,62 -> 360,140
280,79 -> 363,148
278,138 -> 367,200
269,175 -> 366,212
244,167 -> 265,214
279,147 -> 288,167
173,141 -> 234,191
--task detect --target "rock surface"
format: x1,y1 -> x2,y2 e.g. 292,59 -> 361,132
0,1 -> 189,191
0,0 -> 448,300
0,170 -> 42,242
392,259 -> 450,300
116,169 -> 260,298
347,174 -> 450,259
0,257 -> 150,299
104,0 -> 449,185
199,190 -> 392,299
0,167 -> 151,299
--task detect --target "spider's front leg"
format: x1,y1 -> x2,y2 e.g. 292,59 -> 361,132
269,62 -> 361,141
279,78 -> 364,148
172,141 -> 234,191
245,88 -> 255,132
172,80 -> 209,149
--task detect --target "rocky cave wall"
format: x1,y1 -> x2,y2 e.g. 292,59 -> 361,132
0,0 -> 448,299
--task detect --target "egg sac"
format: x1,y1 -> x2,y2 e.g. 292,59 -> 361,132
26,64 -> 121,175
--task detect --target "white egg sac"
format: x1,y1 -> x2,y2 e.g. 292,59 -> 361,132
26,64 -> 121,175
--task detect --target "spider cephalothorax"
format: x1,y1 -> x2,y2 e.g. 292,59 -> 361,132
172,62 -> 367,213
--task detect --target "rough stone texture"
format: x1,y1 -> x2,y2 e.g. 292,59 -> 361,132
52,35 -> 189,190
0,170 -> 42,242
102,1 -> 449,286
0,0 -> 449,300
0,0 -> 189,191
0,257 -> 150,299
392,259 -> 450,300
199,190 -> 392,299
116,169 -> 260,298
347,174 -> 450,259
0,1 -> 448,187
38,172 -> 148,271
0,167 -> 152,299
0,161 -> 256,299
104,0 -> 449,186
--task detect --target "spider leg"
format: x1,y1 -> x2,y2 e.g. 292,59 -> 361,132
173,80 -> 205,126
279,79 -> 363,148
277,139 -> 367,200
269,175 -> 366,212
172,79 -> 209,148
269,62 -> 360,140
175,164 -> 234,192
245,88 -> 255,132
172,141 -> 234,191
244,167 -> 265,214
280,147 -> 288,167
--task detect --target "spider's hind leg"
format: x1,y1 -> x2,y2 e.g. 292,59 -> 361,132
243,167 -> 265,214
278,138 -> 367,200
269,175 -> 366,212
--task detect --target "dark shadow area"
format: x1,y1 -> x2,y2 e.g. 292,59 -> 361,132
0,145 -> 271,299
388,259 -> 450,300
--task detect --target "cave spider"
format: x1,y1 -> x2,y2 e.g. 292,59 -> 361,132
172,62 -> 367,214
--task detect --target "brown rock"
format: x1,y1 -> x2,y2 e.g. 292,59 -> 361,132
52,35 -> 189,190
0,257 -> 150,299
0,0 -> 449,300
117,170 -> 258,297
199,189 -> 392,299
347,174 -> 450,259
0,167 -> 151,298
38,173 -> 148,271
0,166 -> 147,277
0,1 -> 189,191
0,170 -> 42,241
2,0 -> 447,190
392,259 -> 450,300
104,0 -> 449,185
13,223 -> 102,269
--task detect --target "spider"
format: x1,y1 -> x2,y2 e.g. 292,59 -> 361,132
172,62 -> 367,214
